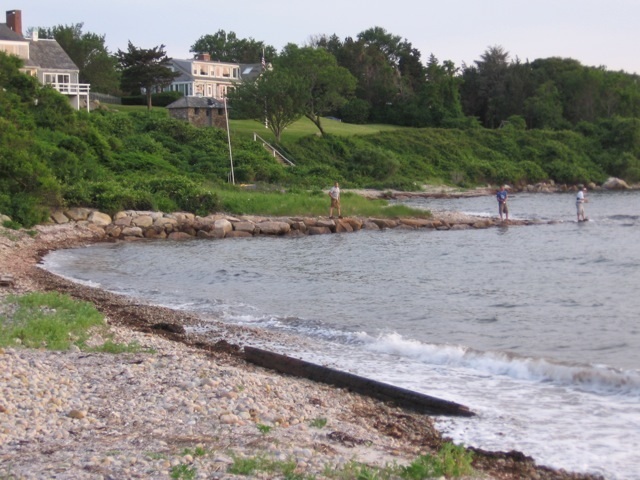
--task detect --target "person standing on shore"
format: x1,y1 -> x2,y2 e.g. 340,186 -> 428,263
576,186 -> 588,221
328,182 -> 341,219
496,185 -> 509,222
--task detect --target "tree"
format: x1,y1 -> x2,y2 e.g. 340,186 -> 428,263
277,44 -> 357,136
228,69 -> 307,142
116,42 -> 179,110
190,30 -> 277,63
38,24 -> 120,95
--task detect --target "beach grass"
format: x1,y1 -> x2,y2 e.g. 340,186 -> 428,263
0,292 -> 104,350
218,188 -> 431,219
0,292 -> 152,353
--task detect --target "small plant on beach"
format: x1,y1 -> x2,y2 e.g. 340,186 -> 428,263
326,460 -> 395,480
181,446 -> 207,457
145,451 -> 167,460
228,453 -> 300,477
257,423 -> 272,435
228,454 -> 264,475
309,417 -> 328,428
89,340 -> 156,354
169,463 -> 197,480
0,292 -> 104,350
399,442 -> 474,478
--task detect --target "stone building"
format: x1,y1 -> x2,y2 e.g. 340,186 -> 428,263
166,96 -> 228,129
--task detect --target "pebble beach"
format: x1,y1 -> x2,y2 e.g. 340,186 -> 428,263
0,220 -> 604,480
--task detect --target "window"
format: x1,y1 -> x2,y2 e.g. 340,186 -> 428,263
44,73 -> 70,84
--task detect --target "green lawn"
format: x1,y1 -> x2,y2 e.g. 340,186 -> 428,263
229,116 -> 404,142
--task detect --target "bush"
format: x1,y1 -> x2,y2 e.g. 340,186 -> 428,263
339,98 -> 371,124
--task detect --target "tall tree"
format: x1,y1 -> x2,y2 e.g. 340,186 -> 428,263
228,69 -> 307,142
277,44 -> 356,136
190,30 -> 276,63
38,24 -> 120,95
116,42 -> 179,110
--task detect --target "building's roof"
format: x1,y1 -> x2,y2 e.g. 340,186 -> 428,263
166,96 -> 225,109
28,39 -> 78,71
239,63 -> 263,82
0,23 -> 24,41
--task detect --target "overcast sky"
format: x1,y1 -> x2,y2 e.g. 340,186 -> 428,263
8,0 -> 640,74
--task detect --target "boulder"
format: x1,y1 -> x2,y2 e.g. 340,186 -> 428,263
153,217 -> 178,228
168,232 -> 193,241
307,226 -> 331,235
256,221 -> 291,235
335,220 -> 353,233
214,219 -> 233,235
370,218 -> 398,229
602,177 -> 630,190
65,208 -> 91,221
472,220 -> 493,229
144,227 -> 167,239
316,219 -> 335,228
114,216 -> 133,227
362,221 -> 380,230
88,211 -> 112,227
121,226 -> 143,238
131,215 -> 154,228
344,218 -> 363,231
226,231 -> 253,238
232,221 -> 256,233
50,210 -> 69,224
399,218 -> 433,228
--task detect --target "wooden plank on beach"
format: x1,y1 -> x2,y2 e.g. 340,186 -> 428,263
243,346 -> 475,417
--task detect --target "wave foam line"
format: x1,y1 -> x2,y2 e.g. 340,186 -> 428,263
361,332 -> 640,395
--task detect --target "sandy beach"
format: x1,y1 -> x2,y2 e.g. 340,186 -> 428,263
0,219 -> 604,479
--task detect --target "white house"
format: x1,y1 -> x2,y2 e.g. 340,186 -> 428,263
0,9 -> 90,111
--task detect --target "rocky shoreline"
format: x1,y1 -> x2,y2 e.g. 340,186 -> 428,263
0,213 -> 605,479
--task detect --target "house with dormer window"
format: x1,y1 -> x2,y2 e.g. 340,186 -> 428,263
165,52 -> 264,127
0,9 -> 89,111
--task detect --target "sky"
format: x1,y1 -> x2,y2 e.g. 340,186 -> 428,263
7,0 -> 640,74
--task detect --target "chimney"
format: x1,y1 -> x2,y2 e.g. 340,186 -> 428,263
6,10 -> 23,37
196,53 -> 211,62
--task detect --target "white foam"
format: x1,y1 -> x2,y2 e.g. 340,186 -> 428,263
360,332 -> 640,395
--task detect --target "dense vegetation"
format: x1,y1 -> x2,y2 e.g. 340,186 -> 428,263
1,51 -> 639,228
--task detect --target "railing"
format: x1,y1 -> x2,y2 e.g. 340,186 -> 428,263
48,82 -> 91,95
253,132 -> 296,166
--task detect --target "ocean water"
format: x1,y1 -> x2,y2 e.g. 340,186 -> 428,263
42,190 -> 640,479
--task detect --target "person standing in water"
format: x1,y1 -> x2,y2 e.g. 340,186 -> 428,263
496,185 -> 509,222
328,182 -> 341,219
576,186 -> 588,221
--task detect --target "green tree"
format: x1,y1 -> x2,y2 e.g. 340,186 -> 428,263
228,69 -> 307,142
116,42 -> 179,110
38,24 -> 120,95
524,81 -> 566,129
190,30 -> 277,63
277,44 -> 356,136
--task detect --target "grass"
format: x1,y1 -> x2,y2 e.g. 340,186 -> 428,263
169,463 -> 197,480
218,188 -> 431,219
0,292 -> 154,353
0,292 -> 105,350
229,116 -> 404,143
227,442 -> 474,479
309,417 -> 328,428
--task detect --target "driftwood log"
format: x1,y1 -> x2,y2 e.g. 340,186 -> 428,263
243,346 -> 475,417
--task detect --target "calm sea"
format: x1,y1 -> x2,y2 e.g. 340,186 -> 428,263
42,190 -> 640,479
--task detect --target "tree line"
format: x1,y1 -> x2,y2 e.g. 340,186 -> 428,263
37,23 -> 640,133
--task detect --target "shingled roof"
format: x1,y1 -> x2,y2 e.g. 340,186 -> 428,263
166,96 -> 225,109
28,39 -> 78,71
0,22 -> 23,41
